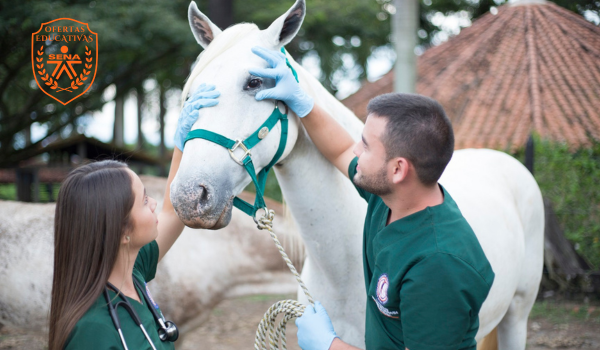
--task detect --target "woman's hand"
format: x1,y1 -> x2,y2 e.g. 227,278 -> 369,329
158,83 -> 218,261
174,83 -> 220,151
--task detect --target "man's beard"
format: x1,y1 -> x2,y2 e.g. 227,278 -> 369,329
353,164 -> 392,196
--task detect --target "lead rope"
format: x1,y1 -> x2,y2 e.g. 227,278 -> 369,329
253,208 -> 314,350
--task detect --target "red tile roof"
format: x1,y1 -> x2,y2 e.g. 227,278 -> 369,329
342,1 -> 600,150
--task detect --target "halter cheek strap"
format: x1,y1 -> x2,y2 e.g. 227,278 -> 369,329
184,105 -> 288,217
183,47 -> 297,219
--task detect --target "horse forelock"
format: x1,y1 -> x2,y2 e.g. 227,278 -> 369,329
181,23 -> 260,108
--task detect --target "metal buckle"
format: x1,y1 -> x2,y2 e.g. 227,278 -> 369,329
228,139 -> 251,165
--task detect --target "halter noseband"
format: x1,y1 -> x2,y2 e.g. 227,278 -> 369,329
183,48 -> 297,219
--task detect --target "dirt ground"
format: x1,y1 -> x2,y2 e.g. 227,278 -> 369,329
1,296 -> 599,349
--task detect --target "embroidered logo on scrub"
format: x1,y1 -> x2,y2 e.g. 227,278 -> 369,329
376,273 -> 389,304
373,273 -> 399,318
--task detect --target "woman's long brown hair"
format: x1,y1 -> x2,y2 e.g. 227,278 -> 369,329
49,160 -> 135,350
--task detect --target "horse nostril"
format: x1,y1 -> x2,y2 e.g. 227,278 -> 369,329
198,184 -> 209,203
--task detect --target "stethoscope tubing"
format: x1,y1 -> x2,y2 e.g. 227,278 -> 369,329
105,282 -> 158,350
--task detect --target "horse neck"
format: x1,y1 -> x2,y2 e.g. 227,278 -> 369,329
273,64 -> 366,275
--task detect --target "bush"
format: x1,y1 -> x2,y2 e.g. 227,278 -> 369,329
524,136 -> 600,269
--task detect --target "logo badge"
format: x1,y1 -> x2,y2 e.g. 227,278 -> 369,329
32,18 -> 97,105
376,273 -> 389,304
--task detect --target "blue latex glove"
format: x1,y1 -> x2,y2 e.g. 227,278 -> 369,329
295,301 -> 338,350
174,83 -> 220,151
250,46 -> 314,118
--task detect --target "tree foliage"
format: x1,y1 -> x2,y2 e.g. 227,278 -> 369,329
0,0 -> 198,166
237,0 -> 391,93
1,0 -> 598,166
418,0 -> 599,46
527,136 -> 600,270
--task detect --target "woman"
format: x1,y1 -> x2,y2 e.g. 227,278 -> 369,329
48,84 -> 219,350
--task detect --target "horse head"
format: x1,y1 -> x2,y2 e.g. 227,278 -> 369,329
170,0 -> 305,229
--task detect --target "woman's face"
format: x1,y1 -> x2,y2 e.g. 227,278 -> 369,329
126,169 -> 158,248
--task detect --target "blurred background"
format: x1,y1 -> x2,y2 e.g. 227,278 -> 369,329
1,0 -> 600,348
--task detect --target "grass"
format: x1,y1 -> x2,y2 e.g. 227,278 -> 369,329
0,183 -> 60,202
0,184 -> 16,200
530,300 -> 600,324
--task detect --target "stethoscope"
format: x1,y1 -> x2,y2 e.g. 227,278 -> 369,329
104,279 -> 179,350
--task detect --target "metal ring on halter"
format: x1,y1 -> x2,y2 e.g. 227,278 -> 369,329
228,139 -> 251,165
253,206 -> 269,225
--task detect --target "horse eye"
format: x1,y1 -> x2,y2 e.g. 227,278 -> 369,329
247,78 -> 262,89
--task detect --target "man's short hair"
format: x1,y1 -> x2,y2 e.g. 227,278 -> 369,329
367,93 -> 454,186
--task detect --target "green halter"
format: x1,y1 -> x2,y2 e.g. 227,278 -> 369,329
183,48 -> 297,219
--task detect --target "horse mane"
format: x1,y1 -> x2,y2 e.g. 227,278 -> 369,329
286,53 -> 365,137
181,23 -> 260,108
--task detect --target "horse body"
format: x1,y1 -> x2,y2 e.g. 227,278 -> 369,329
173,1 -> 544,348
0,200 -> 54,330
439,149 -> 544,347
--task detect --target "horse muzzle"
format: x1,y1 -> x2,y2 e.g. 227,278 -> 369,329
170,175 -> 233,229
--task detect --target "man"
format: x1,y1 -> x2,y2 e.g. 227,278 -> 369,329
250,47 -> 495,350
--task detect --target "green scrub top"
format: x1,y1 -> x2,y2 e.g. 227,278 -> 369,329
349,157 -> 495,350
65,240 -> 174,350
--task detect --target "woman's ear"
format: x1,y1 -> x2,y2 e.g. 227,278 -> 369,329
120,234 -> 131,245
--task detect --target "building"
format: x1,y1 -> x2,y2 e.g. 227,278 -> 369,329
342,0 -> 600,151
0,134 -> 167,202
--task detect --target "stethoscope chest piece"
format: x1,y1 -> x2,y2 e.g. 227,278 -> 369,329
158,320 -> 179,342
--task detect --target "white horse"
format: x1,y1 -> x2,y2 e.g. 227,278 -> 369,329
0,175 -> 303,340
171,0 -> 545,349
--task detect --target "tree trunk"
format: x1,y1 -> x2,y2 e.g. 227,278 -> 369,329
16,168 -> 37,202
543,198 -> 592,291
136,86 -> 145,150
209,0 -> 234,29
23,126 -> 31,147
525,134 -> 534,175
393,0 -> 418,93
158,85 -> 167,176
113,91 -> 125,148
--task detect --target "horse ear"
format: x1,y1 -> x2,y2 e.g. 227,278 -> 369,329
188,1 -> 222,49
263,0 -> 305,47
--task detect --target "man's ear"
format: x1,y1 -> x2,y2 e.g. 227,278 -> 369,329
188,1 -> 223,49
391,157 -> 411,184
262,0 -> 306,47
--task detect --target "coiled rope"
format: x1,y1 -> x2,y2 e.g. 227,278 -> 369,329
253,208 -> 314,350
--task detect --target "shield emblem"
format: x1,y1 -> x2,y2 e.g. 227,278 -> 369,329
31,18 -> 98,105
